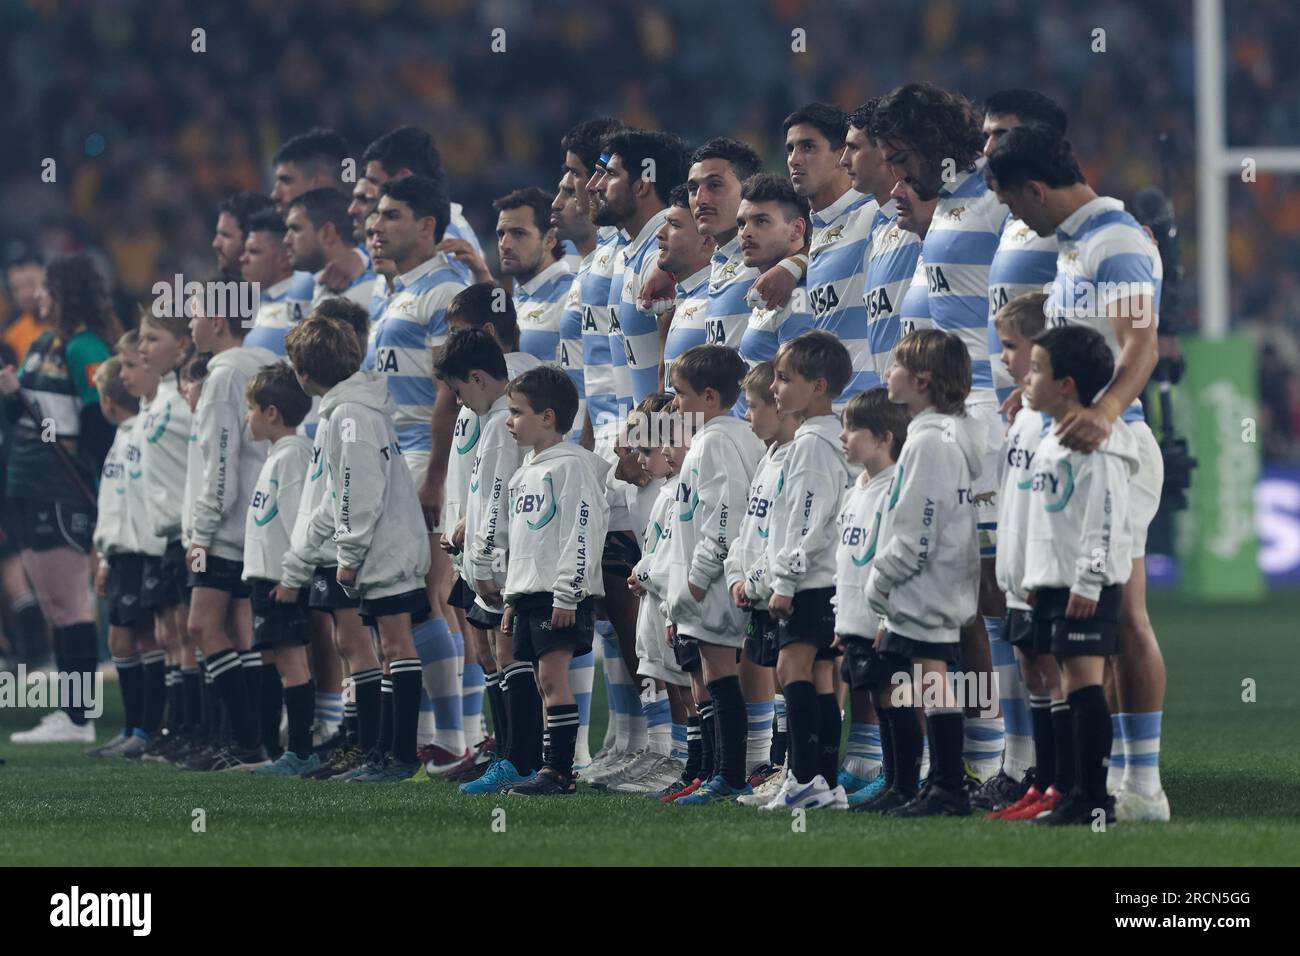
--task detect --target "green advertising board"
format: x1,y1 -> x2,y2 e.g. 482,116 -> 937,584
1176,335 -> 1263,600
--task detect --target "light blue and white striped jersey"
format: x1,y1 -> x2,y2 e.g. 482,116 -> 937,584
513,258 -> 575,366
897,253 -> 933,340
739,281 -> 814,368
662,264 -> 711,389
367,252 -> 466,452
704,235 -> 758,352
310,264 -> 378,313
246,271 -> 315,356
862,201 -> 923,393
444,201 -> 485,285
988,215 -> 1058,404
580,227 -> 626,436
559,255 -> 588,442
1045,196 -> 1162,423
612,208 -> 671,408
806,188 -> 880,397
923,159 -> 1008,403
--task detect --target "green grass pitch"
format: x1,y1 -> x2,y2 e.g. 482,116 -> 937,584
2,594 -> 1297,866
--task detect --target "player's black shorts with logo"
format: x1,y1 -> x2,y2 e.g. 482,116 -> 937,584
106,553 -> 148,627
140,553 -> 168,611
839,634 -> 900,690
1004,607 -> 1039,653
359,586 -> 431,628
744,608 -> 779,667
309,565 -> 360,611
448,575 -> 477,611
1030,585 -> 1121,659
776,587 -> 840,660
6,498 -> 95,554
878,629 -> 962,667
187,553 -> 252,598
159,538 -> 189,606
509,591 -> 594,662
249,578 -> 311,650
671,632 -> 701,673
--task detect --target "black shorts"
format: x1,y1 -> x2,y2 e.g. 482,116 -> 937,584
187,553 -> 252,598
140,554 -> 167,611
1031,585 -> 1121,659
466,599 -> 503,631
1005,607 -> 1041,654
448,576 -> 477,611
671,632 -> 702,673
309,565 -> 360,611
878,630 -> 962,666
359,587 -> 431,628
250,579 -> 311,650
6,498 -> 95,554
839,634 -> 900,690
0,510 -> 17,559
601,530 -> 641,577
776,587 -> 840,661
160,539 -> 190,607
508,592 -> 594,663
106,554 -> 148,628
743,609 -> 779,667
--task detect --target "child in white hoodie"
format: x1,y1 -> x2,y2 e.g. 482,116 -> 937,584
182,300 -> 277,771
240,363 -> 315,776
867,329 -> 983,817
1020,325 -> 1138,827
284,317 -> 432,782
495,366 -> 610,796
761,331 -> 855,812
665,345 -> 766,806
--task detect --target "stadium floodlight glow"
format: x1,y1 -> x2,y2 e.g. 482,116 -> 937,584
1195,0 -> 1300,339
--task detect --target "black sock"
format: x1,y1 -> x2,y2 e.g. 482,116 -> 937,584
114,655 -> 143,732
240,652 -> 263,745
890,706 -> 922,797
878,706 -> 897,789
1051,700 -> 1074,793
1030,695 -> 1054,789
164,667 -> 182,733
782,680 -> 818,783
14,595 -> 49,666
707,675 -> 747,788
546,703 -> 580,776
261,666 -> 283,756
203,666 -> 222,742
343,699 -> 358,747
927,710 -> 965,793
817,693 -> 841,784
503,662 -> 542,774
181,665 -> 201,735
1068,684 -> 1111,804
485,670 -> 508,753
140,651 -> 166,734
388,659 -> 422,764
698,701 -> 716,780
55,623 -> 99,725
375,677 -> 394,756
284,680 -> 316,758
683,715 -> 703,781
207,649 -> 258,749
352,668 -> 382,752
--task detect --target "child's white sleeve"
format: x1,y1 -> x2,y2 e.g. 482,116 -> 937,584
276,465 -> 307,551
281,477 -> 335,588
331,428 -> 387,571
190,395 -> 242,550
866,441 -> 949,608
769,464 -> 841,598
468,439 -> 514,584
687,440 -> 745,592
552,469 -> 606,609
1071,453 -> 1121,601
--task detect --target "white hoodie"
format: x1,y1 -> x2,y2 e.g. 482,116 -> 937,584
141,375 -> 192,543
866,408 -> 983,645
186,346 -> 277,560
665,414 -> 767,643
995,409 -> 1050,608
280,416 -> 335,588
464,393 -> 522,608
833,464 -> 896,639
500,442 -> 611,608
298,370 -> 431,599
765,415 -> 853,599
633,480 -> 677,604
724,440 -> 789,607
242,433 -> 313,582
125,406 -> 166,557
93,423 -> 134,556
1022,421 -> 1139,600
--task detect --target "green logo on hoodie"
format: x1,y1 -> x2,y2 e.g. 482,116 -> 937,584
526,473 -> 557,531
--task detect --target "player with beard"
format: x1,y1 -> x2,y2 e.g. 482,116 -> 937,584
657,184 -> 716,387
493,188 -> 574,366
871,82 -> 1012,786
270,128 -> 350,215
213,192 -> 276,281
284,188 -> 377,310
239,209 -> 315,357
890,178 -> 938,337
